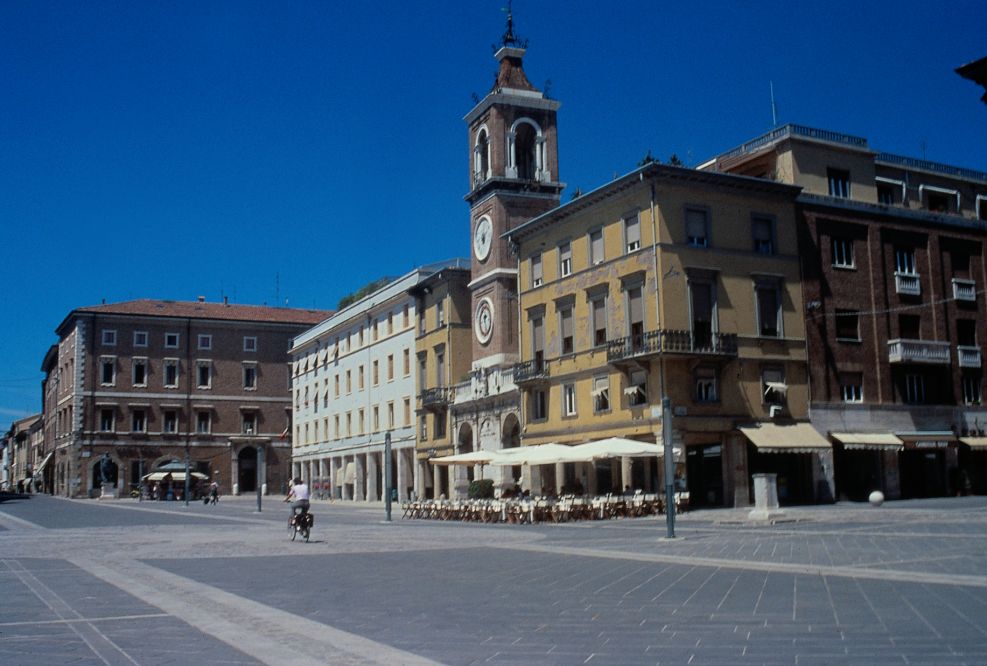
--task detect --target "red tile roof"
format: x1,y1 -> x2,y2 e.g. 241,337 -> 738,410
72,299 -> 333,326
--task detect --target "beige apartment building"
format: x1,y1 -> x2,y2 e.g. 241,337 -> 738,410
508,162 -> 833,507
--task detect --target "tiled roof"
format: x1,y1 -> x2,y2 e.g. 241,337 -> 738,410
73,299 -> 332,325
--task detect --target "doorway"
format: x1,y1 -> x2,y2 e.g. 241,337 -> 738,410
238,447 -> 258,493
686,443 -> 724,507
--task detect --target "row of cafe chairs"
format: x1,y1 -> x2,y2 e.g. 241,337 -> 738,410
401,491 -> 690,524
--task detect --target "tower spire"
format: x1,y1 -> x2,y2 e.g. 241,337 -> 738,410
499,1 -> 528,50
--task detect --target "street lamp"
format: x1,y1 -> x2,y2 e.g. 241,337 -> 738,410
384,431 -> 392,522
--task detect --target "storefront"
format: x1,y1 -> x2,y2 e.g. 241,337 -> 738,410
897,433 -> 956,499
739,422 -> 834,506
831,433 -> 903,502
959,437 -> 987,494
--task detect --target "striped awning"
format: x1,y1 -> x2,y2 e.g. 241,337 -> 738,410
739,422 -> 831,454
831,432 -> 904,451
961,437 -> 987,449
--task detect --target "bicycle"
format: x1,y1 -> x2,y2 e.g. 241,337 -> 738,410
288,506 -> 313,542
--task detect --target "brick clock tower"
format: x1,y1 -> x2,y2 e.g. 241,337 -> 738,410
464,14 -> 563,370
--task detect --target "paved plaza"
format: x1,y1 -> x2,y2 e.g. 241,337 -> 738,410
1,494 -> 986,665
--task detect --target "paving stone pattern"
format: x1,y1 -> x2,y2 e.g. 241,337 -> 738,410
0,494 -> 986,664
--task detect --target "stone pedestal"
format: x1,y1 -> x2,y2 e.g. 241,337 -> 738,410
747,473 -> 784,522
98,482 -> 117,500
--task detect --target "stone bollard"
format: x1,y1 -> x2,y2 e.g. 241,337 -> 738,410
747,473 -> 785,522
868,490 -> 885,507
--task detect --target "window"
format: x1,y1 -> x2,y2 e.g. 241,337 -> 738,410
242,412 -> 256,435
196,361 -> 211,389
591,296 -> 608,347
530,315 -> 545,369
877,184 -> 895,205
403,304 -> 410,328
840,373 -> 863,403
689,279 -> 714,350
403,348 -> 410,376
371,319 -> 378,341
434,411 -> 446,438
243,364 -> 257,390
835,310 -> 860,341
99,408 -> 115,432
131,409 -> 146,433
895,247 -> 916,275
196,411 -> 211,434
372,359 -> 379,385
562,384 -> 577,416
358,327 -> 364,346
436,350 -> 445,387
387,354 -> 394,381
695,367 -> 717,402
387,402 -> 395,429
905,373 -> 925,404
100,357 -> 116,386
685,207 -> 709,248
163,410 -> 177,434
592,376 -> 611,412
197,334 -> 212,350
926,191 -> 950,213
832,238 -> 854,268
962,373 -> 981,405
957,319 -> 977,347
372,405 -> 380,432
762,367 -> 786,405
403,398 -> 411,426
101,330 -> 117,346
132,358 -> 147,386
358,408 -> 365,435
346,412 -> 353,436
627,285 -> 644,348
345,370 -> 352,394
899,314 -> 921,340
531,253 -> 543,287
165,332 -> 179,349
133,331 -> 148,347
334,374 -> 340,397
418,354 -> 427,390
589,229 -> 604,265
437,300 -> 445,327
531,389 -> 547,421
559,306 -> 574,355
754,279 -> 781,337
164,359 -> 179,388
420,415 -> 428,440
751,216 -> 775,254
419,309 -> 426,335
387,312 -> 393,336
334,414 -> 340,438
627,368 -> 648,407
827,168 -> 850,198
624,213 -> 641,253
358,366 -> 365,390
558,241 -> 572,277
243,336 -> 257,352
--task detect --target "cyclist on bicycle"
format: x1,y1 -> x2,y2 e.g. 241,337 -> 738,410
284,477 -> 310,516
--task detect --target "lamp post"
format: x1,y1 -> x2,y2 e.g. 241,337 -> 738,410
183,443 -> 190,507
255,444 -> 264,513
662,397 -> 676,539
384,431 -> 392,522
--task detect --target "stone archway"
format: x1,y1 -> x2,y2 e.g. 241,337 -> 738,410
501,413 -> 522,491
91,454 -> 119,491
458,422 -> 475,485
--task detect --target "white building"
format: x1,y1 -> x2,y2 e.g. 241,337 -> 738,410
289,261 -> 462,501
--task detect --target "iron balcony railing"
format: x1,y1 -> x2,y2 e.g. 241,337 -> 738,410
419,387 -> 451,408
513,358 -> 549,384
887,339 -> 951,365
607,329 -> 738,362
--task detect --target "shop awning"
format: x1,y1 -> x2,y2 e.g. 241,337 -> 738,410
34,452 -> 54,475
142,471 -> 207,482
897,432 -> 956,450
831,432 -> 904,451
344,462 -> 356,484
739,422 -> 831,454
961,437 -> 987,449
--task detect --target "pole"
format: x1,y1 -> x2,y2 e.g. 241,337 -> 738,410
662,397 -> 676,538
384,431 -> 392,522
183,444 -> 190,507
256,445 -> 264,512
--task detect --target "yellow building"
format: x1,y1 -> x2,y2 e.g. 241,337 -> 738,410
508,162 -> 833,507
409,265 -> 473,499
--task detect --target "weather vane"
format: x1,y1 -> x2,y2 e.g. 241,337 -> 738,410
496,1 -> 528,51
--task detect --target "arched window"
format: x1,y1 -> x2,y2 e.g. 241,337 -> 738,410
508,118 -> 548,182
474,128 -> 490,183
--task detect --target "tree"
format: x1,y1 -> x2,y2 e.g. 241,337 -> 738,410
337,277 -> 393,310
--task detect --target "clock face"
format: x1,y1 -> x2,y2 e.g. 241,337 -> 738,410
475,297 -> 494,344
473,216 -> 492,261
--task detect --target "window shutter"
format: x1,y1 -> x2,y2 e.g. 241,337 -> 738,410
628,288 -> 643,324
686,209 -> 707,241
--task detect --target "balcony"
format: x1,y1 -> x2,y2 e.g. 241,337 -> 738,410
958,345 -> 982,368
607,329 -> 738,364
513,359 -> 549,385
887,339 -> 951,365
953,278 -> 977,302
895,272 -> 921,296
419,387 -> 451,410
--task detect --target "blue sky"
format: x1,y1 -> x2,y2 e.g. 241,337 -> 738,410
2,0 -> 985,420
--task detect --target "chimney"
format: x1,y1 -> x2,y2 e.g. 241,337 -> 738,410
197,295 -> 205,303
223,296 -> 229,306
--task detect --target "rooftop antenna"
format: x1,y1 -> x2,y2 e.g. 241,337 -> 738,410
770,81 -> 778,127
275,272 -> 280,308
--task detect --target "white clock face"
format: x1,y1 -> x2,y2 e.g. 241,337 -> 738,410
475,298 -> 494,344
473,216 -> 493,261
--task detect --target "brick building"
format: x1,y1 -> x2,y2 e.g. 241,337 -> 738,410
44,298 -> 330,498
702,125 -> 987,499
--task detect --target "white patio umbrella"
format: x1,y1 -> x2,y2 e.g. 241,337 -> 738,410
489,443 -> 589,466
429,450 -> 505,466
573,437 -> 662,460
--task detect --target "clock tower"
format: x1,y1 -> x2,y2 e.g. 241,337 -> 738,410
464,11 -> 563,368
